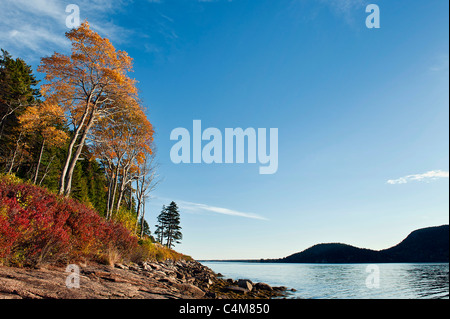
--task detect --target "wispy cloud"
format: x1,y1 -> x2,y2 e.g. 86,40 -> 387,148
319,0 -> 368,24
0,0 -> 131,61
387,170 -> 449,185
429,54 -> 449,72
180,200 -> 268,221
154,197 -> 268,221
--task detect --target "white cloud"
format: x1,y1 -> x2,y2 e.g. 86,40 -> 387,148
0,0 -> 132,61
387,170 -> 449,185
171,199 -> 268,221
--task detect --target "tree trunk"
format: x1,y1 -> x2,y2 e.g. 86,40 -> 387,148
64,109 -> 95,197
115,169 -> 126,214
140,199 -> 146,239
107,164 -> 120,219
7,151 -> 16,174
166,225 -> 172,248
59,109 -> 91,195
134,179 -> 143,235
58,92 -> 93,195
129,185 -> 132,212
7,132 -> 23,174
115,164 -> 131,214
39,155 -> 55,186
106,174 -> 113,219
33,139 -> 45,184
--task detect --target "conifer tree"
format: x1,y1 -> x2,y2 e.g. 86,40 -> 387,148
0,49 -> 40,172
155,202 -> 182,248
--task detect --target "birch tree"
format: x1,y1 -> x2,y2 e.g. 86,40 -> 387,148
38,21 -> 138,196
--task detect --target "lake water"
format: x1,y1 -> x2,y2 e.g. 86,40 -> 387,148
201,262 -> 449,299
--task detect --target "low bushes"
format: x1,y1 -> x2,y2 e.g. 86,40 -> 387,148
0,174 -> 138,266
130,238 -> 193,264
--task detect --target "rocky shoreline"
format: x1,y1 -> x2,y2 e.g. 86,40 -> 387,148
0,260 -> 291,299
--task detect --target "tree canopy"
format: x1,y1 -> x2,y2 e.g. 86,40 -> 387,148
0,22 -> 158,241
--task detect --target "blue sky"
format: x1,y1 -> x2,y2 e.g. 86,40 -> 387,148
1,0 -> 449,259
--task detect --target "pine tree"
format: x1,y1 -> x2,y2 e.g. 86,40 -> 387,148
0,49 -> 40,172
164,201 -> 182,248
139,217 -> 152,239
155,205 -> 168,245
154,202 -> 182,248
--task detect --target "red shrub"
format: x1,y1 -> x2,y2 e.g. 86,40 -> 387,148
0,175 -> 137,266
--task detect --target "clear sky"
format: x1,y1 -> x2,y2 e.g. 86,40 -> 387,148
1,0 -> 449,260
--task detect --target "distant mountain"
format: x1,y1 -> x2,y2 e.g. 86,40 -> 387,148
275,225 -> 449,264
381,225 -> 449,263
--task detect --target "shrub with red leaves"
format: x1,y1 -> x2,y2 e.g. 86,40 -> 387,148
0,175 -> 138,266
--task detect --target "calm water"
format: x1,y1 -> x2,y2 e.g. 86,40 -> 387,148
201,262 -> 449,299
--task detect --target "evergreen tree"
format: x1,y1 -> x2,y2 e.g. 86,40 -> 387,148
155,202 -> 182,248
155,205 -> 168,244
139,217 -> 152,239
0,49 -> 40,172
158,202 -> 183,248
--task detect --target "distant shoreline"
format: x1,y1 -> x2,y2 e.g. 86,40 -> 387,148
201,225 -> 449,264
200,260 -> 449,264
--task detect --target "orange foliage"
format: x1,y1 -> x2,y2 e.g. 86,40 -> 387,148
37,21 -> 153,196
18,100 -> 68,148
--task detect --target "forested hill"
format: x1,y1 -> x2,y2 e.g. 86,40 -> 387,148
380,225 -> 449,262
274,225 -> 449,263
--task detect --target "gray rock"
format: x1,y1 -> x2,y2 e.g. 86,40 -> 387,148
237,279 -> 253,291
180,283 -> 206,298
153,270 -> 167,278
255,282 -> 273,291
142,263 -> 153,272
128,264 -> 140,272
148,263 -> 161,271
114,263 -> 128,270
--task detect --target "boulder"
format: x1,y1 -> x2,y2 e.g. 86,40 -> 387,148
237,279 -> 253,291
180,283 -> 206,298
255,282 -> 273,291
